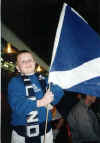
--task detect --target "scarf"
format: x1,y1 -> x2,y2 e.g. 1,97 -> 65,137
21,74 -> 46,143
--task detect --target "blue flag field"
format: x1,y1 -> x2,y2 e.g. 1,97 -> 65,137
48,3 -> 100,97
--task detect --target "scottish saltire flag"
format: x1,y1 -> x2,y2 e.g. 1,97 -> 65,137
48,3 -> 100,97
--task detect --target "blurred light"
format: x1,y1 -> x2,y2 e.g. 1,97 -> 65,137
3,63 -> 9,68
36,65 -> 43,72
10,61 -> 13,64
1,57 -> 3,62
3,43 -> 17,54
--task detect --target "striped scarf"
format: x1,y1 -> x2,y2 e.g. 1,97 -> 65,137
21,74 -> 41,143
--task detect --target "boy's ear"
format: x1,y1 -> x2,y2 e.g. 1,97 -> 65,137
16,65 -> 20,72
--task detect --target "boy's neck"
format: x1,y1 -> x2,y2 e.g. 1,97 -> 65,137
21,72 -> 35,76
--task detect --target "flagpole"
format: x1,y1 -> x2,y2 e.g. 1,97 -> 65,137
43,104 -> 49,143
43,84 -> 51,143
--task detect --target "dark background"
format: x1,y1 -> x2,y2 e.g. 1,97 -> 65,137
2,0 -> 100,65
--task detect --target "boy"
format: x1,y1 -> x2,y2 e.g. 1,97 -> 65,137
8,50 -> 64,143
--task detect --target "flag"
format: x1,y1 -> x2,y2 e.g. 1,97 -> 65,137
48,3 -> 100,97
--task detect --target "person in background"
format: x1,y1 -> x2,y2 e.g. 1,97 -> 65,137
51,106 -> 64,142
91,98 -> 100,124
67,94 -> 100,143
8,50 -> 64,143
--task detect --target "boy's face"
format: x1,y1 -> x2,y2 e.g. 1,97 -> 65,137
16,52 -> 36,75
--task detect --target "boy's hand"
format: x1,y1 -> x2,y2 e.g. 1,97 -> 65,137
37,89 -> 54,107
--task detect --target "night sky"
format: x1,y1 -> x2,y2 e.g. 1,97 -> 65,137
2,0 -> 100,65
